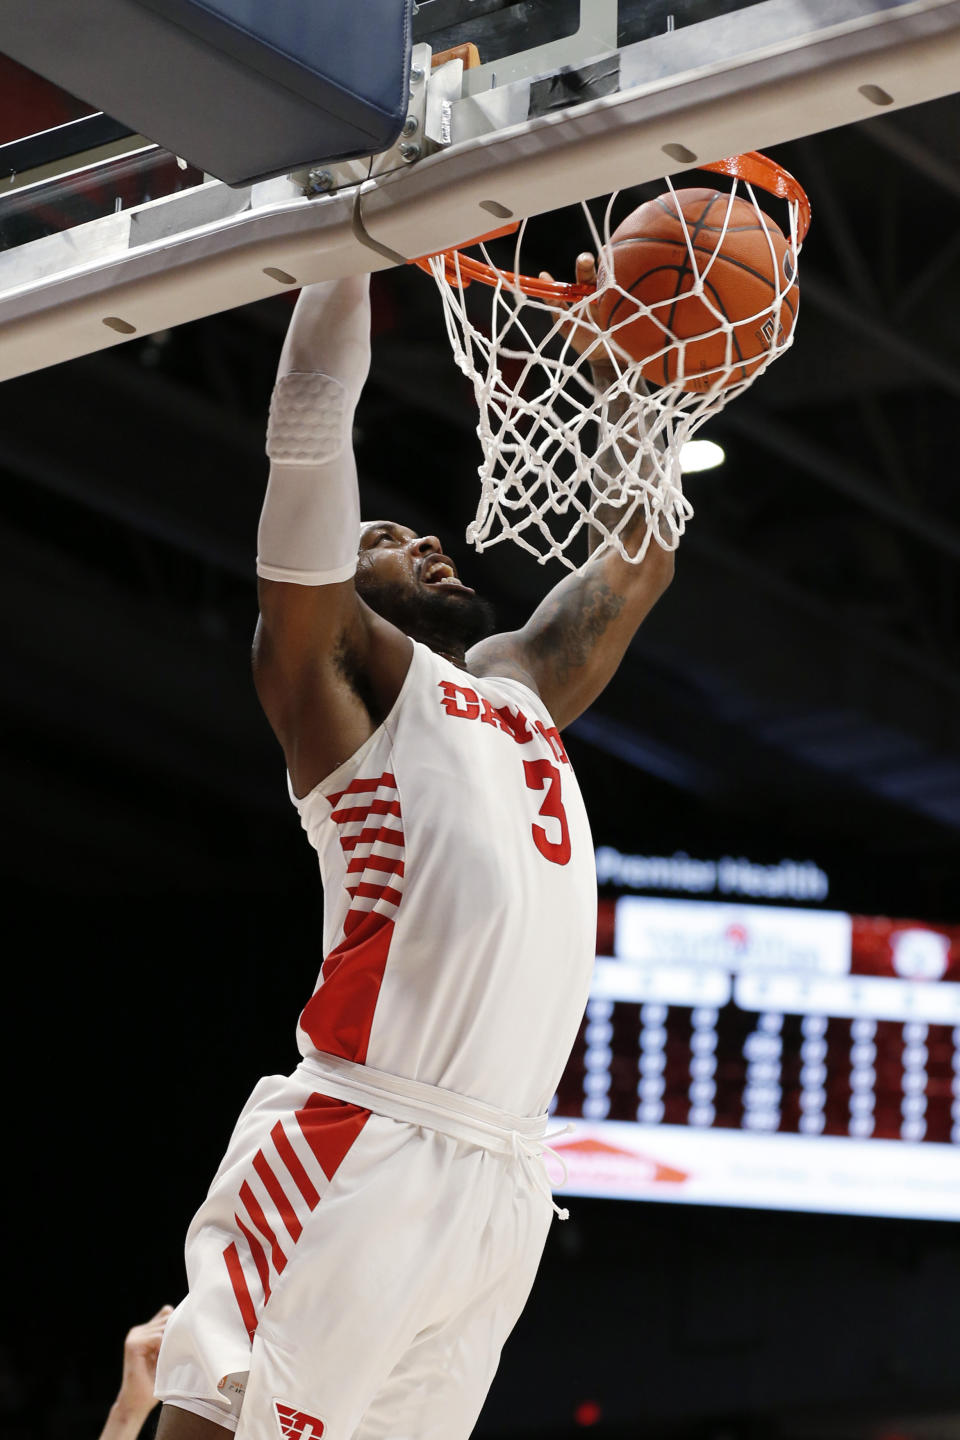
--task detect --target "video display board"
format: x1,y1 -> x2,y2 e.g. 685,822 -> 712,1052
550,852 -> 960,1220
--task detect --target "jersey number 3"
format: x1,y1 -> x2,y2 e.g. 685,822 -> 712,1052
523,758 -> 571,866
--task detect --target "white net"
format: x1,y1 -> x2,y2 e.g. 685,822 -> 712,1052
425,156 -> 807,571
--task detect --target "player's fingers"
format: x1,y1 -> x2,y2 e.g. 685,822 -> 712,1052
575,251 -> 598,286
126,1309 -> 174,1347
539,269 -> 566,304
538,270 -> 573,322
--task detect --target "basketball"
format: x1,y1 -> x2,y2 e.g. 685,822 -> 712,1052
594,187 -> 799,391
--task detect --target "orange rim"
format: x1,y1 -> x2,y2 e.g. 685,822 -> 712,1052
411,151 -> 811,296
704,152 -> 811,241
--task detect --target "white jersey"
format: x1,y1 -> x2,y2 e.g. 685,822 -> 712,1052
290,639 -> 597,1117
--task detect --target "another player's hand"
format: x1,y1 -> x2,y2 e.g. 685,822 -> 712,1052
98,1305 -> 174,1440
539,252 -> 611,368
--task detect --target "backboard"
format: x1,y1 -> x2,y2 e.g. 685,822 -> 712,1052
1,0 -> 959,381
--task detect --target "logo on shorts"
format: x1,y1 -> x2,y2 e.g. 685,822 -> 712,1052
274,1400 -> 325,1438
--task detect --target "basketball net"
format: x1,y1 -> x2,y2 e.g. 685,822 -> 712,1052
415,153 -> 810,570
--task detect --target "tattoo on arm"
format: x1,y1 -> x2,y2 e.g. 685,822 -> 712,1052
539,572 -> 627,687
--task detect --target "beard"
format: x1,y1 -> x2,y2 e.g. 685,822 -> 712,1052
356,574 -> 496,654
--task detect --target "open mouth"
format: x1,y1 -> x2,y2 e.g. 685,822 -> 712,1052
421,557 -> 475,594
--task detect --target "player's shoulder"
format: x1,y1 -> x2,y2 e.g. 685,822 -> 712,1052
464,632 -> 542,698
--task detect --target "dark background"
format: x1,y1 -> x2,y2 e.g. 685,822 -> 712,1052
3,3 -> 960,1435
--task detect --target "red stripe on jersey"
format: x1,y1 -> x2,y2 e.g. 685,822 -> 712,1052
342,906 -> 387,939
223,1242 -> 258,1343
330,798 -> 401,824
300,912 -> 396,1061
239,1181 -> 287,1274
346,881 -> 403,906
346,853 -> 404,877
270,1121 -> 320,1211
235,1212 -> 272,1302
346,853 -> 405,880
303,770 -> 404,1066
295,1092 -> 370,1182
340,824 -> 404,853
253,1150 -> 303,1242
327,771 -> 397,806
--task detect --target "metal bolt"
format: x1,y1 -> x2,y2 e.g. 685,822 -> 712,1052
399,142 -> 421,164
305,168 -> 334,195
401,114 -> 419,137
410,64 -> 424,84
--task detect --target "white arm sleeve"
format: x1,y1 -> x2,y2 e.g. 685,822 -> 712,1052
256,274 -> 371,586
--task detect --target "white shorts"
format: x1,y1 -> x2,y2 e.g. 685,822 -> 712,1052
156,1057 -> 557,1440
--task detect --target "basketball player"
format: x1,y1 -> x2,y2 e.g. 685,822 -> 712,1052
155,261 -> 673,1440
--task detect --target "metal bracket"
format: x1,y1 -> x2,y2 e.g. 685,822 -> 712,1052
425,55 -> 466,148
294,42 -> 437,200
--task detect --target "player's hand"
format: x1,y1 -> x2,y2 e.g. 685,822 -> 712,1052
117,1305 -> 174,1416
98,1305 -> 174,1440
539,252 -> 610,364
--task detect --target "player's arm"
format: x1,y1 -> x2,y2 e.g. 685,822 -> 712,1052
98,1306 -> 172,1440
252,276 -> 411,795
468,449 -> 674,729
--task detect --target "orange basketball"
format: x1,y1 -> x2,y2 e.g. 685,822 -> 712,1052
594,187 -> 799,391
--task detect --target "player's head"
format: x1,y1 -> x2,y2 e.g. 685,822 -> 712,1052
356,521 -> 495,654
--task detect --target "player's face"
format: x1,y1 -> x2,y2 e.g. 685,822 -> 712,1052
355,520 -> 495,651
358,521 -> 474,595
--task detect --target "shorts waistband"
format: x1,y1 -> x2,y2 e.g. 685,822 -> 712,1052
297,1053 -> 570,1219
298,1052 -> 547,1151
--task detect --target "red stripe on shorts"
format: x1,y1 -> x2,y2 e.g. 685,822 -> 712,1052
270,1121 -> 321,1210
240,1181 -> 287,1274
296,1093 -> 370,1182
253,1150 -> 303,1242
223,1241 -> 258,1343
222,1095 -> 371,1351
235,1212 -> 272,1303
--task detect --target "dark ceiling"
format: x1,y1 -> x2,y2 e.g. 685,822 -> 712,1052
1,85 -> 959,915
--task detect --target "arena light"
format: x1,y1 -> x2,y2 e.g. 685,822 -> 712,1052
680,439 -> 726,472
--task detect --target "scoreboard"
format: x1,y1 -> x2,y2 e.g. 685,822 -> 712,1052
549,855 -> 960,1220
